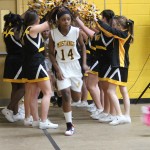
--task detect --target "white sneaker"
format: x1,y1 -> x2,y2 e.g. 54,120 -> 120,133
32,120 -> 40,128
2,108 -> 14,122
65,126 -> 75,136
91,110 -> 104,120
109,115 -> 126,125
76,101 -> 88,107
24,116 -> 33,126
39,119 -> 58,129
13,112 -> 25,121
87,103 -> 95,108
91,109 -> 103,116
87,106 -> 97,113
124,116 -> 131,123
1,108 -> 8,116
71,101 -> 81,107
99,114 -> 116,123
98,112 -> 108,120
18,104 -> 25,114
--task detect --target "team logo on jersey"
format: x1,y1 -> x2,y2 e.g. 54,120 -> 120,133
57,40 -> 75,48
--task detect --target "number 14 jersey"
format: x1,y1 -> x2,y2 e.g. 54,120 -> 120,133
51,26 -> 80,62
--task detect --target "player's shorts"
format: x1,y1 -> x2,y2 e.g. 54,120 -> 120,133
56,60 -> 83,91
57,77 -> 83,92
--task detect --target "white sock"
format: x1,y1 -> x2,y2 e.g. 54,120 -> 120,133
64,111 -> 72,123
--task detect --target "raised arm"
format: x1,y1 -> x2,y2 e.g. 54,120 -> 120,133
76,17 -> 95,39
30,21 -> 50,37
95,19 -> 128,39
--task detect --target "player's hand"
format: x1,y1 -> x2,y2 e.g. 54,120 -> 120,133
56,70 -> 64,80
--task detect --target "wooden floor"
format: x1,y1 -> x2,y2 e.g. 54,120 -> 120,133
1,104 -> 150,150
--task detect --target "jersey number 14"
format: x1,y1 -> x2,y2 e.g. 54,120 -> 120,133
61,49 -> 74,60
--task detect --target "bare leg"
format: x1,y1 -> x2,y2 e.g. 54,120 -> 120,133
38,80 -> 52,122
107,83 -> 122,116
86,73 -> 103,109
8,83 -> 24,114
29,83 -> 40,121
101,81 -> 110,114
119,86 -> 130,116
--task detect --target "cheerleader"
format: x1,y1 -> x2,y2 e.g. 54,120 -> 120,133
1,12 -> 25,122
22,10 -> 58,129
94,15 -> 134,125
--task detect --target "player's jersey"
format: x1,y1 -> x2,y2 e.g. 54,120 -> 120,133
3,27 -> 22,54
51,26 -> 80,62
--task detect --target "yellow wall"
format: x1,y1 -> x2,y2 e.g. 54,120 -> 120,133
0,0 -> 150,100
87,0 -> 150,99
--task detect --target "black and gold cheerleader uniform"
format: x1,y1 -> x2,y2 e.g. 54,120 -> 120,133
96,20 -> 132,86
85,37 -> 99,76
3,27 -> 24,83
22,27 -> 49,82
90,31 -> 114,81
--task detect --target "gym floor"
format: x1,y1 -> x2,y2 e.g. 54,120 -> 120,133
0,104 -> 150,150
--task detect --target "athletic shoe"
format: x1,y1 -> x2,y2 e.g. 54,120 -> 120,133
87,103 -> 95,108
65,126 -> 75,136
141,106 -> 150,126
5,109 -> 14,122
76,101 -> 89,107
91,109 -> 103,116
124,116 -> 131,123
32,120 -> 40,128
109,115 -> 126,125
98,112 -> 108,120
24,116 -> 33,126
71,100 -> 81,107
99,114 -> 116,123
39,119 -> 58,129
87,106 -> 97,113
13,112 -> 25,121
1,108 -> 7,116
18,103 -> 25,114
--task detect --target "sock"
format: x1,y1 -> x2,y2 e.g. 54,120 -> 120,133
66,122 -> 73,130
64,111 -> 72,123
